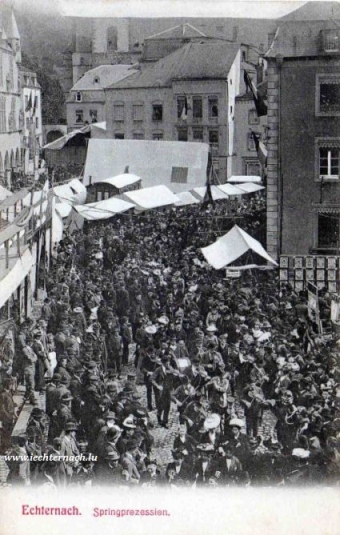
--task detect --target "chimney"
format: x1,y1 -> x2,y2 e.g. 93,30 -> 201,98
232,25 -> 238,42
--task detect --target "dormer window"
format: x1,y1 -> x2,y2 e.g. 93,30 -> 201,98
76,92 -> 82,102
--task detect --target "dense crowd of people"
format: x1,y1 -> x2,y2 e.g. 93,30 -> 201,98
1,194 -> 339,488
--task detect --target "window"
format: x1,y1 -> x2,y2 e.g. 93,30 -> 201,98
36,117 -> 39,129
171,167 -> 188,184
247,132 -> 259,151
192,97 -> 202,119
209,130 -> 219,156
152,131 -> 163,140
75,109 -> 83,123
245,159 -> 261,176
321,30 -> 339,52
0,51 -> 2,87
89,109 -> 98,123
93,76 -> 100,84
113,103 -> 124,122
318,214 -> 339,250
177,128 -> 188,141
193,128 -> 203,142
26,117 -> 30,128
107,26 -> 118,51
177,96 -> 186,118
241,50 -> 247,62
152,104 -> 163,122
132,103 -> 144,121
114,133 -> 124,139
248,109 -> 260,125
76,92 -> 82,102
133,132 -> 144,139
319,147 -> 339,178
316,74 -> 340,116
0,96 -> 6,133
208,97 -> 218,118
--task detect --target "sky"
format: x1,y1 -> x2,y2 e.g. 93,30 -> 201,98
11,0 -> 317,19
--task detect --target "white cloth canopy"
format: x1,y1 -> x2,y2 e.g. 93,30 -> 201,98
217,183 -> 245,196
175,191 -> 201,207
201,225 -> 278,270
55,203 -> 73,218
0,185 -> 12,201
235,183 -> 265,193
191,186 -> 229,201
0,249 -> 33,308
227,175 -> 262,183
123,185 -> 179,210
96,173 -> 141,189
53,178 -> 87,205
74,197 -> 135,220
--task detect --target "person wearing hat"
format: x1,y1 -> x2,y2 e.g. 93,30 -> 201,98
141,346 -> 161,411
6,435 -> 31,486
121,316 -> 133,366
21,333 -> 39,405
0,378 -> 18,451
220,419 -> 250,465
151,354 -> 178,428
94,449 -> 122,486
50,393 -> 74,440
120,440 -> 141,482
216,445 -> 244,486
60,421 -> 80,481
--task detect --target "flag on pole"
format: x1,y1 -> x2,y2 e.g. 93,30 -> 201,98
244,70 -> 267,117
203,149 -> 214,206
251,131 -> 268,167
25,92 -> 32,112
32,95 -> 38,116
180,96 -> 188,121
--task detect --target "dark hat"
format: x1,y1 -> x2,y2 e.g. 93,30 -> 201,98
61,393 -> 73,402
104,411 -> 116,420
106,426 -> 121,440
105,450 -> 120,461
60,377 -> 69,385
65,421 -> 78,431
31,408 -> 44,418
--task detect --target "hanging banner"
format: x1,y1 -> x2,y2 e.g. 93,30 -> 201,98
307,281 -> 322,334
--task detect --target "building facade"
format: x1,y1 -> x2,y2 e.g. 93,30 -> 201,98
104,40 -> 256,182
234,91 -> 267,177
66,64 -> 136,131
0,7 -> 22,189
265,16 -> 340,292
20,66 -> 43,177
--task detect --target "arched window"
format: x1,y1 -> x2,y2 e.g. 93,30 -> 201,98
107,26 -> 118,51
16,148 -> 20,167
0,153 -> 4,176
76,92 -> 82,102
4,151 -> 9,170
10,150 -> 15,169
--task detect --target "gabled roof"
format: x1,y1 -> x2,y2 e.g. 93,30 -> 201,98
278,1 -> 340,21
71,65 -> 137,91
147,23 -> 207,40
108,41 -> 240,89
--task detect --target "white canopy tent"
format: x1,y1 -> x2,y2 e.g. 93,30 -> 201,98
123,185 -> 180,210
74,197 -> 135,220
0,185 -> 12,201
175,191 -> 201,207
201,225 -> 278,270
96,173 -> 141,189
235,183 -> 265,193
216,183 -> 245,196
191,186 -> 229,201
227,175 -> 262,183
53,178 -> 87,205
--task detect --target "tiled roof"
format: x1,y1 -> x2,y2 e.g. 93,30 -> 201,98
71,65 -> 137,91
278,1 -> 340,21
108,41 -> 240,89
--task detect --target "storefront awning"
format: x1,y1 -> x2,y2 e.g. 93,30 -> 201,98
123,185 -> 180,210
227,175 -> 262,184
0,248 -> 33,308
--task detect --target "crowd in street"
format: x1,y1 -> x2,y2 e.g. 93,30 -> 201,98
1,194 -> 340,488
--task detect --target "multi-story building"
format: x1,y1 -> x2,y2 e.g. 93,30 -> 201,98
104,40 -> 258,182
66,64 -> 136,131
265,6 -> 340,291
19,65 -> 43,177
234,89 -> 267,177
0,6 -> 22,189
